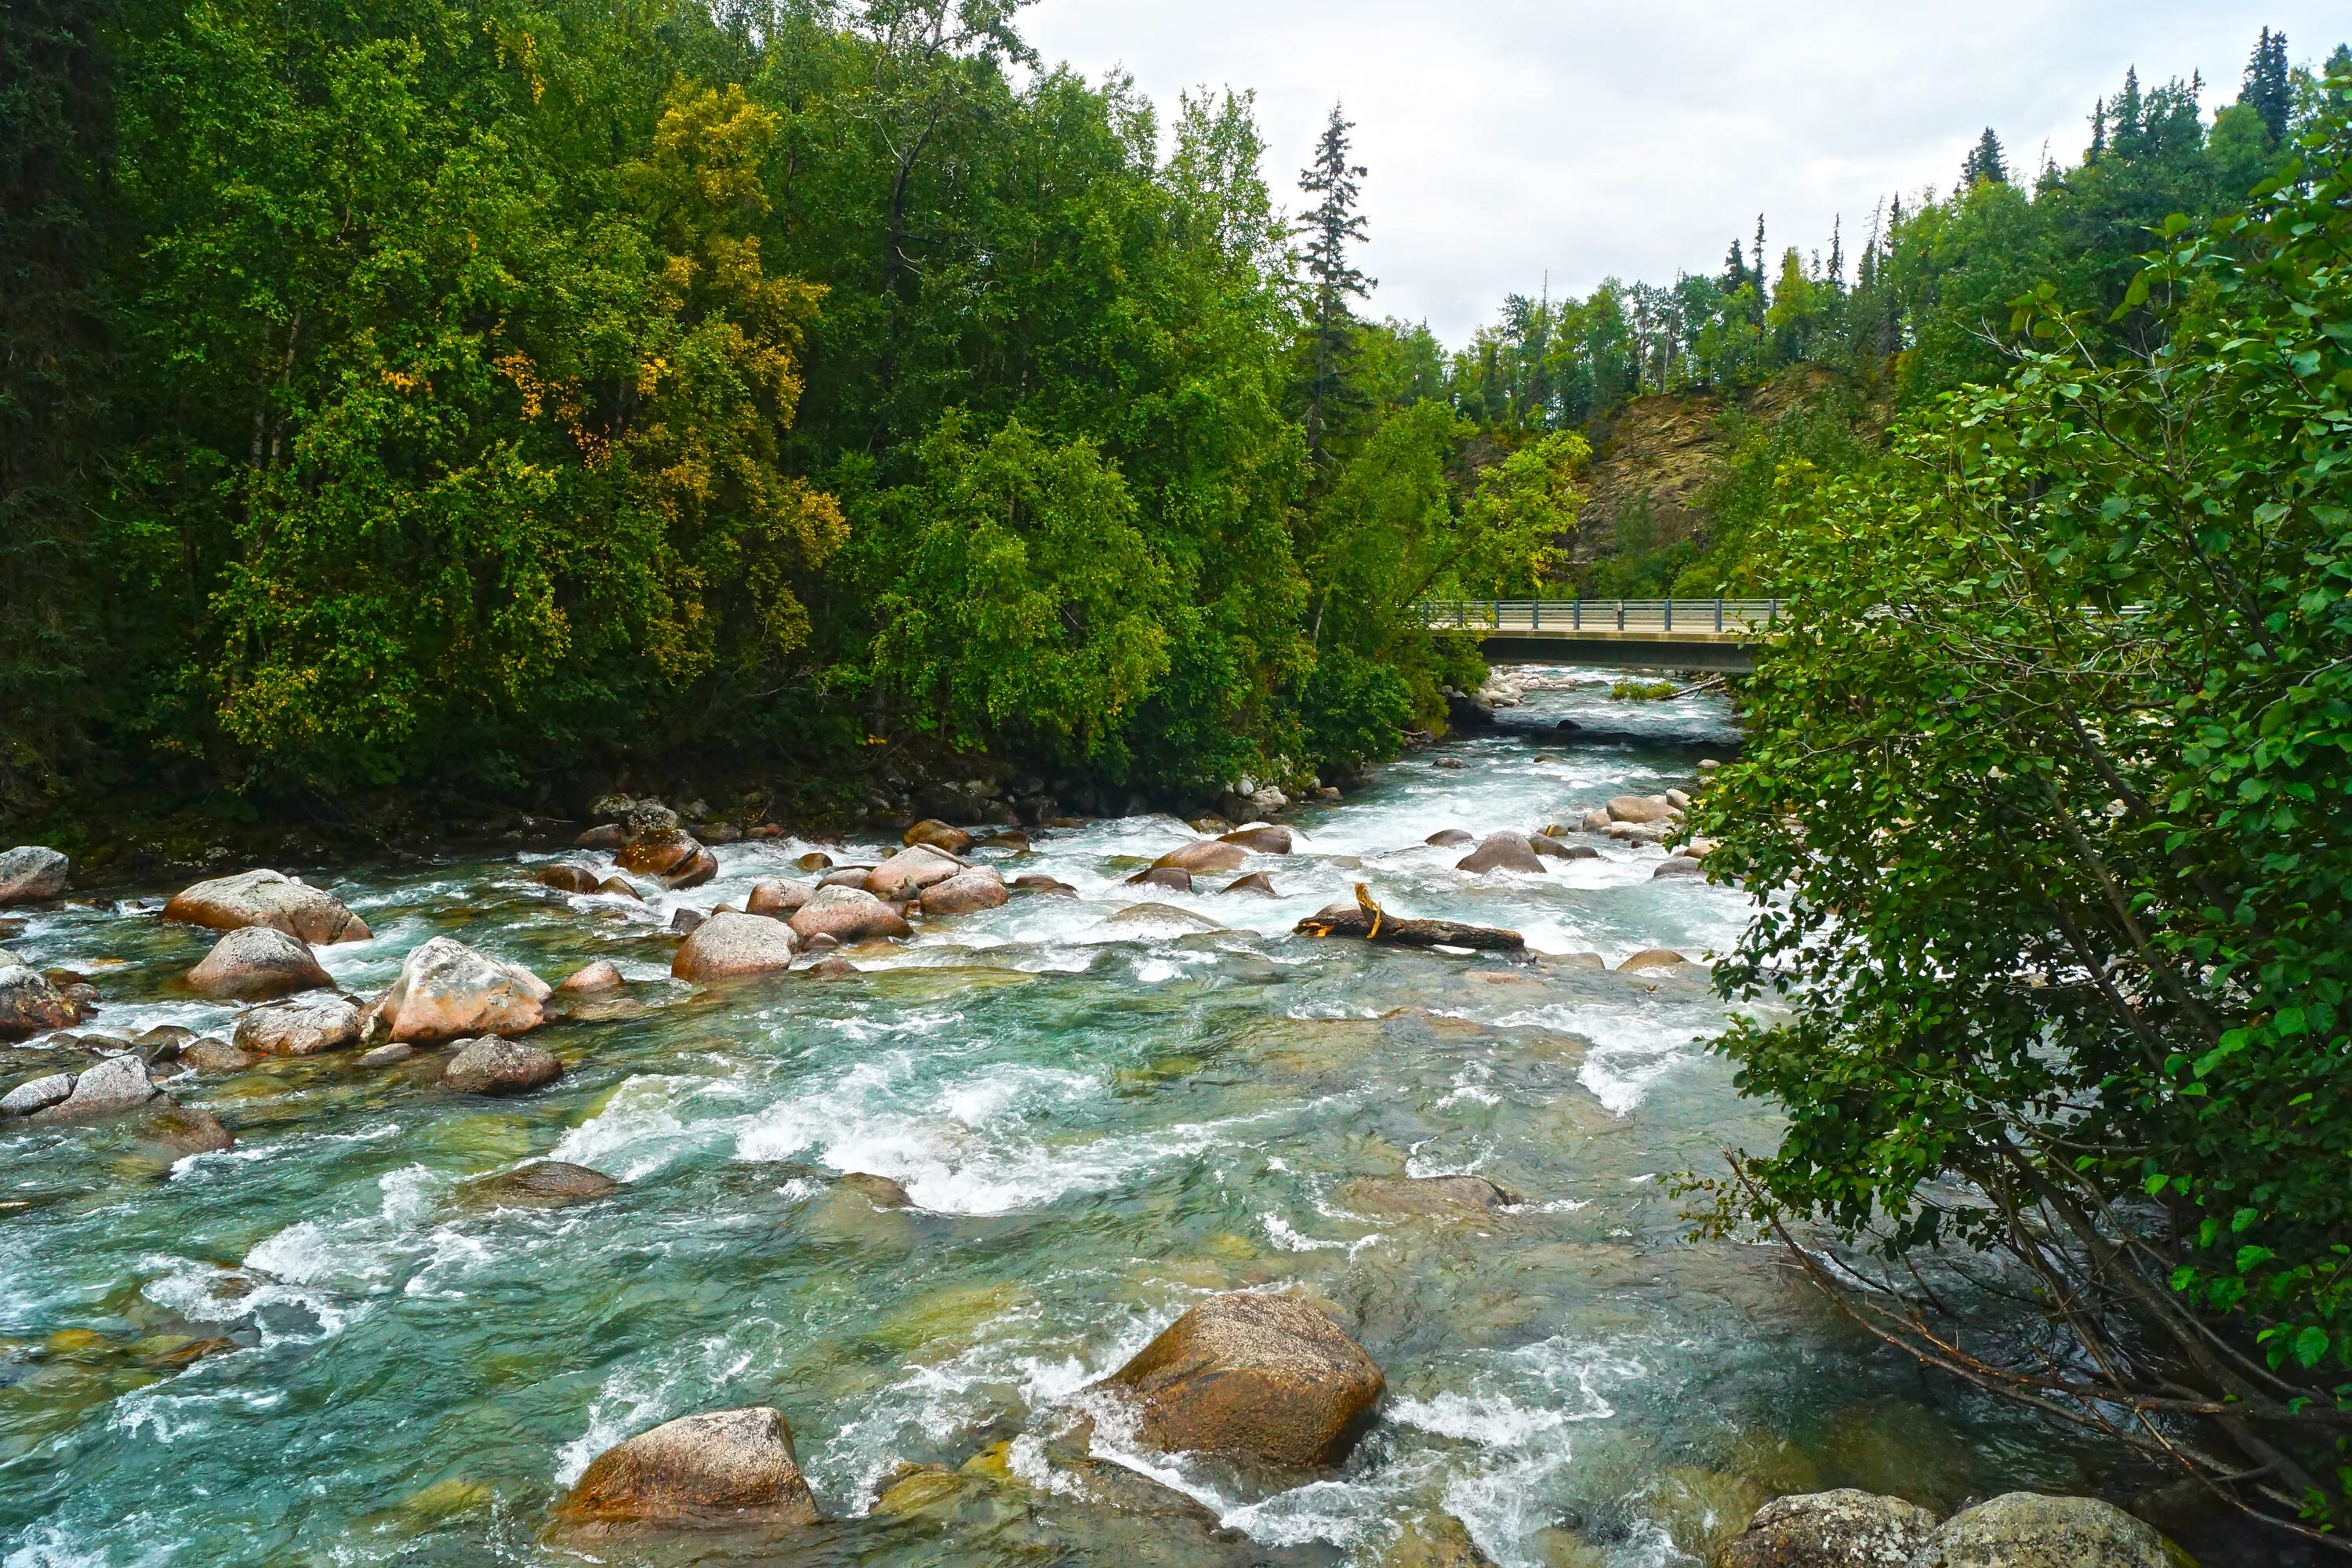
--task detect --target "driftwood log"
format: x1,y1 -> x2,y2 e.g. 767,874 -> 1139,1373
1296,884 -> 1524,952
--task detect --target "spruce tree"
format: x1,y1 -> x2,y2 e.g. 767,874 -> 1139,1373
2238,26 -> 2292,143
1960,127 -> 2008,186
1826,216 -> 1843,289
1721,238 -> 1749,294
2113,67 -> 2144,156
1751,214 -> 1769,314
1298,102 -> 1371,456
2088,96 -> 2107,162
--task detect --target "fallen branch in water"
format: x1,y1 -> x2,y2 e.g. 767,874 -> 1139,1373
1296,884 -> 1525,951
1671,675 -> 1726,700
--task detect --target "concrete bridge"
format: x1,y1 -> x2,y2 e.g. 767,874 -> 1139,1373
1423,599 -> 1783,673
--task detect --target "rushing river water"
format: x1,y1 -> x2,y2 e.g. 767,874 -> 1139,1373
2,670 -> 2105,1567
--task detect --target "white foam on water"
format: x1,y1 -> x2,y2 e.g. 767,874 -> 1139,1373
551,1330 -> 771,1486
109,1383 -> 284,1446
1494,1002 -> 1712,1116
547,1072 -> 746,1182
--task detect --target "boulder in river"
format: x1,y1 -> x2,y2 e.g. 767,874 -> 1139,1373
1425,829 -> 1475,848
365,937 -> 550,1044
1097,1290 -> 1385,1469
1581,808 -> 1613,833
597,876 -> 641,901
1606,795 -> 1676,825
442,1036 -> 562,1095
673,911 -> 800,982
794,851 -> 833,872
2,1073 -> 74,1116
555,960 -> 625,996
1528,835 -> 1599,862
916,869 -> 1008,916
1618,948 -> 1692,972
1298,887 -> 1525,952
865,844 -> 965,902
234,996 -> 362,1057
180,1037 -> 257,1073
746,878 -> 809,917
184,927 -> 333,1000
1717,1489 -> 1940,1568
0,959 -> 78,1040
33,1053 -> 159,1121
1107,903 -> 1221,932
902,819 -> 974,855
1456,833 -> 1547,875
459,1161 -> 617,1210
163,869 -> 371,944
136,1102 -> 234,1157
358,1043 -> 415,1068
1222,873 -> 1277,897
1653,855 -> 1706,879
837,1171 -> 913,1209
669,908 -> 706,936
788,886 -> 912,945
1218,826 -> 1295,855
0,847 -> 69,905
1011,874 -> 1077,897
1126,866 -> 1193,892
554,1406 -> 821,1534
616,829 -> 717,888
575,823 -> 627,849
1155,840 -> 1247,874
1911,1493 -> 2190,1568
535,863 -> 603,894
1338,1175 -> 1519,1215
1379,1511 -> 1500,1568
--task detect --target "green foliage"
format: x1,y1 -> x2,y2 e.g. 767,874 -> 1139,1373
1609,679 -> 1675,702
1695,76 -> 2352,1526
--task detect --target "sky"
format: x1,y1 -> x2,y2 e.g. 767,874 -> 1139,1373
1022,1 -> 2350,347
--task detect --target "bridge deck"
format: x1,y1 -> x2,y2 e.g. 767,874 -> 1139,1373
1422,600 -> 1782,672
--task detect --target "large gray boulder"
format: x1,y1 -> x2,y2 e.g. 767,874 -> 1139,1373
184,927 -> 334,1000
2,1073 -> 75,1116
554,1406 -> 821,1534
0,959 -> 78,1040
1456,833 -> 1547,875
672,911 -> 799,982
163,869 -> 370,944
788,885 -> 912,945
364,938 -> 549,1044
1912,1493 -> 2192,1568
0,847 -> 69,905
442,1036 -> 562,1096
864,844 -> 964,902
1097,1290 -> 1385,1469
34,1053 -> 159,1121
234,996 -> 363,1057
1716,1490 -> 1940,1567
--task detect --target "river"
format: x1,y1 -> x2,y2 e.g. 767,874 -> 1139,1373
1,668 -> 2100,1566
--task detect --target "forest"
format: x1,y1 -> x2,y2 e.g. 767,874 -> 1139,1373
0,0 -> 2341,835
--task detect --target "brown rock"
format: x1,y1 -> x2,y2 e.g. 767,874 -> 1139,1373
837,1171 -> 913,1208
1338,1175 -> 1519,1215
164,869 -> 370,945
1425,829 -> 1475,848
0,960 -> 82,1040
0,847 -> 69,905
902,819 -> 975,855
459,1161 -> 618,1210
1222,873 -> 1277,896
184,927 -> 334,1001
442,1036 -> 561,1095
365,938 -> 550,1044
1155,840 -> 1247,874
575,823 -> 627,848
916,869 -> 1008,916
1528,835 -> 1599,862
865,845 -> 964,902
1653,855 -> 1706,879
1911,1493 -> 2189,1568
794,851 -> 833,871
1457,833 -> 1548,874
1380,1512 -> 1499,1568
978,830 -> 1031,853
1606,795 -> 1676,825
135,1102 -> 235,1158
535,863 -> 603,894
788,886 -> 912,945
746,879 -> 809,917
1218,826 -> 1295,855
1619,948 -> 1691,972
234,996 -> 363,1057
673,911 -> 800,982
1011,875 -> 1077,897
180,1037 -> 257,1073
554,1407 -> 821,1534
1127,866 -> 1193,892
596,876 -> 641,900
1718,1490 -> 1940,1568
615,829 -> 705,879
556,960 -> 626,996
669,907 -> 706,936
798,955 -> 856,979
358,1043 -> 415,1068
1099,1291 -> 1385,1469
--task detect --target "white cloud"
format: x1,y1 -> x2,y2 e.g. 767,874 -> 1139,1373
1022,0 -> 2348,343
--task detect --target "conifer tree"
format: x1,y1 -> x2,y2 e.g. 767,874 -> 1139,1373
2088,96 -> 2107,162
2238,26 -> 2292,143
1826,216 -> 1843,289
1751,214 -> 1769,314
2113,67 -> 2144,155
1720,238 -> 1749,295
1298,102 -> 1371,456
1960,127 -> 2008,186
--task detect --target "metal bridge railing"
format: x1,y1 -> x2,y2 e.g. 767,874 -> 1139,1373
1419,599 -> 1786,636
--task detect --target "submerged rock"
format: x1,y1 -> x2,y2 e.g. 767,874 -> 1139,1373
365,937 -> 550,1044
1717,1489 -> 1940,1568
1338,1175 -> 1518,1215
136,1102 -> 235,1157
788,885 -> 912,945
1379,1511 -> 1499,1568
1456,833 -> 1547,874
234,996 -> 363,1057
554,1406 -> 821,1534
0,960 -> 78,1040
673,911 -> 800,981
1618,948 -> 1692,972
163,869 -> 370,944
184,927 -> 333,1000
837,1171 -> 914,1209
0,847 -> 70,905
1425,829 -> 1475,847
1011,874 -> 1077,897
917,869 -> 1008,916
441,1036 -> 561,1096
459,1160 -> 617,1210
1912,1493 -> 2190,1568
555,960 -> 625,996
1106,903 -> 1221,932
1097,1290 -> 1385,1468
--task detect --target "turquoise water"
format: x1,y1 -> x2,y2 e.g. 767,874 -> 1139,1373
1,671 -> 2093,1566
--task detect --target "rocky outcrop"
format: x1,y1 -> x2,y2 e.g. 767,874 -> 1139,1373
442,1036 -> 561,1095
0,847 -> 69,905
745,879 -> 809,917
917,869 -> 1008,916
0,958 -> 78,1040
1716,1489 -> 1940,1567
365,938 -> 550,1044
556,960 -> 624,996
184,927 -> 334,1000
788,886 -> 912,945
1456,833 -> 1547,874
459,1161 -> 617,1210
1097,1290 -> 1385,1469
1911,1493 -> 2190,1568
234,996 -> 362,1057
163,869 -> 371,944
1156,840 -> 1247,874
554,1407 -> 821,1534
902,819 -> 975,855
1338,1175 -> 1517,1215
673,912 -> 800,982
865,844 -> 964,902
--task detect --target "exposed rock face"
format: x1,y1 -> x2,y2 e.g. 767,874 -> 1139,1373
234,996 -> 363,1057
365,938 -> 550,1044
1218,825 -> 1295,854
184,927 -> 334,1000
1457,833 -> 1548,875
1127,866 -> 1193,892
746,879 -> 809,917
1223,873 -> 1277,896
902,819 -> 975,855
837,1172 -> 913,1209
556,960 -> 625,996
442,1036 -> 562,1095
1098,1290 -> 1385,1468
916,869 -> 1008,916
1528,835 -> 1599,862
555,1407 -> 822,1534
1606,795 -> 1676,825
865,845 -> 964,902
1618,948 -> 1691,972
2,1073 -> 74,1116
1717,1490 -> 1941,1568
1338,1175 -> 1518,1215
535,864 -> 603,894
1912,1493 -> 2190,1568
459,1161 -> 617,1210
616,829 -> 717,889
163,869 -> 371,944
673,912 -> 800,982
0,960 -> 78,1040
0,847 -> 69,904
35,1053 -> 160,1121
1155,840 -> 1247,874
1425,829 -> 1475,848
788,886 -> 913,945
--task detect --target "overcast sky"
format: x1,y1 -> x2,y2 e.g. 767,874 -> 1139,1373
1022,2 -> 2349,346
